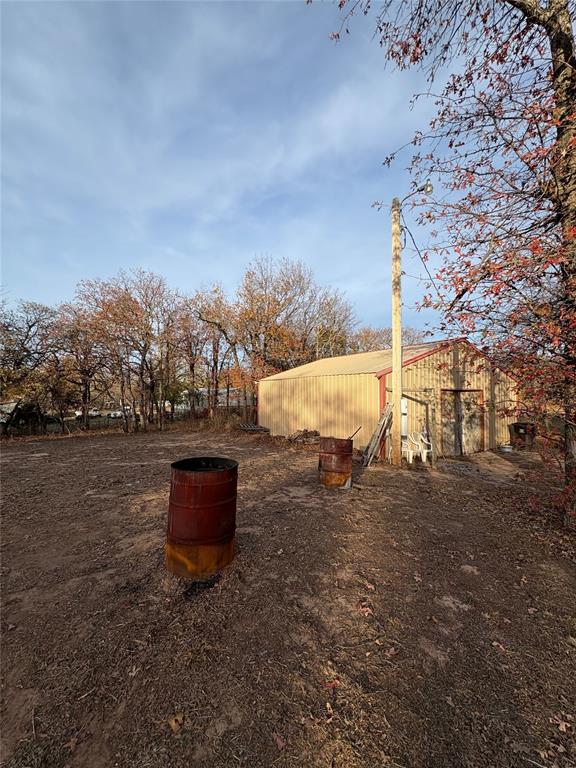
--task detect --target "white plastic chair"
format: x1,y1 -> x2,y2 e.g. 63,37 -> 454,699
401,434 -> 417,464
415,431 -> 433,463
402,432 -> 432,464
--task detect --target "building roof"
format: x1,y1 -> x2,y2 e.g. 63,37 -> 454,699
261,339 -> 461,381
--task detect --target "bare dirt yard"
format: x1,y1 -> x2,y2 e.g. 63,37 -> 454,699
1,430 -> 575,768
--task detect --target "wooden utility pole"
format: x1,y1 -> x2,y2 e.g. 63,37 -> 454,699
391,197 -> 402,466
429,389 -> 438,469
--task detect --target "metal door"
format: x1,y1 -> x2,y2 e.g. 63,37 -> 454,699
460,391 -> 484,453
441,391 -> 460,456
441,390 -> 484,456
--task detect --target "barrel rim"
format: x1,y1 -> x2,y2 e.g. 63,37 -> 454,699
319,436 -> 353,450
171,456 -> 238,472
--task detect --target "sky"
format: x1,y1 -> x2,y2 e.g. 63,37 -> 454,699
1,0 -> 441,331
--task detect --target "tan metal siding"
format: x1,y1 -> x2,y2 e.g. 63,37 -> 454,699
259,374 -> 380,449
261,341 -> 518,457
397,343 -> 518,453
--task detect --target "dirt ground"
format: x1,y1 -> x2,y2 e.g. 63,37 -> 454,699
1,430 -> 575,768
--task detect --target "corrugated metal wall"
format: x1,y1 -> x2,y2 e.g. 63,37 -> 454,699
259,342 -> 518,455
258,374 -> 380,449
388,344 -> 518,451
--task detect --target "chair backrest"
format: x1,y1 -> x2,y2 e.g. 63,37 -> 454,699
411,431 -> 433,448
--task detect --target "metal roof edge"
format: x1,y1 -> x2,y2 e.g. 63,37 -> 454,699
374,337 -> 518,383
374,336 -> 468,378
259,370 -> 380,382
258,339 -> 480,382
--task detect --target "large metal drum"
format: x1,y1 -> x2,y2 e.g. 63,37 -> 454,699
165,457 -> 238,579
319,437 -> 353,488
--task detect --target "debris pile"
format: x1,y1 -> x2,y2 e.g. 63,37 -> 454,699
287,429 -> 320,444
239,423 -> 270,433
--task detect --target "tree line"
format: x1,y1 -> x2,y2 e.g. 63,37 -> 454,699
0,256 -> 424,434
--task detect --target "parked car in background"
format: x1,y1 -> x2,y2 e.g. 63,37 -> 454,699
74,409 -> 83,418
109,410 -> 124,419
88,408 -> 101,417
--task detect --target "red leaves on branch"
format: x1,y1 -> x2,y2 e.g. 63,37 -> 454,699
336,0 -> 576,514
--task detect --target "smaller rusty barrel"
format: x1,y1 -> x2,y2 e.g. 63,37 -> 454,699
508,422 -> 536,450
166,457 -> 238,579
319,437 -> 353,488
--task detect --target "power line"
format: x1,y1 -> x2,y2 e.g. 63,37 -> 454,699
400,212 -> 442,300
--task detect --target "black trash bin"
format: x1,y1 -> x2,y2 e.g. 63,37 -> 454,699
508,422 -> 536,450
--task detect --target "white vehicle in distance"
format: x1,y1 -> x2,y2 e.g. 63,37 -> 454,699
88,408 -> 101,417
109,410 -> 125,419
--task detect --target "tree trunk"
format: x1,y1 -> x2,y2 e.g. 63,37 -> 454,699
188,360 -> 196,417
564,401 -> 576,526
131,397 -> 139,432
119,374 -> 129,433
82,379 -> 90,430
547,4 -> 576,521
139,364 -> 147,432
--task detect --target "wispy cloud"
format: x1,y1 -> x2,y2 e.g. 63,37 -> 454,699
2,1 -> 439,329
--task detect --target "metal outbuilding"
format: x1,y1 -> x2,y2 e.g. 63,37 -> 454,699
258,338 -> 518,457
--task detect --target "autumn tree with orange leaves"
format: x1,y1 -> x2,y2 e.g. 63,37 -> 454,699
1,260 -> 424,435
332,0 -> 576,520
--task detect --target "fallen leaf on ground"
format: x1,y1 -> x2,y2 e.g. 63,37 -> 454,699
272,732 -> 286,751
549,715 -> 572,732
323,679 -> 340,689
491,641 -> 506,652
168,712 -> 184,733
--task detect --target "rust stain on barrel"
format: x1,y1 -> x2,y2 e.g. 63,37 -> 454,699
166,457 -> 237,579
319,437 -> 353,489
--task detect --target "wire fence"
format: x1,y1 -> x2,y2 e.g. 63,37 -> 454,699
2,405 -> 258,438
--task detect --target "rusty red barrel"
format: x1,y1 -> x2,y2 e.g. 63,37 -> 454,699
166,457 -> 238,579
319,437 -> 353,488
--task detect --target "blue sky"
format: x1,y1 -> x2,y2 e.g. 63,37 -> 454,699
1,0 -> 440,331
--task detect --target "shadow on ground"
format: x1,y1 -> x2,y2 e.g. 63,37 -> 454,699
1,433 -> 575,768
